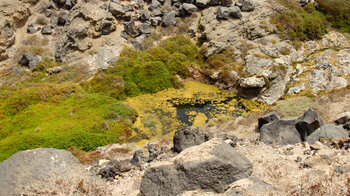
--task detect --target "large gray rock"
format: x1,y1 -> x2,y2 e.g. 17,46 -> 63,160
0,148 -> 104,196
18,52 -> 34,67
306,124 -> 349,144
217,6 -> 230,20
140,139 -> 253,195
239,76 -> 265,88
258,111 -> 280,130
109,2 -> 125,18
149,0 -> 161,11
98,159 -> 132,180
124,20 -> 140,38
196,0 -> 210,8
295,108 -> 324,141
140,10 -> 151,21
225,177 -> 281,195
138,23 -> 151,34
18,52 -> 41,70
173,127 -> 212,153
260,119 -> 302,145
133,34 -> 147,49
161,11 -> 177,27
182,3 -> 198,15
131,150 -> 146,166
236,0 -> 255,11
150,16 -> 162,26
229,6 -> 242,18
148,143 -> 159,162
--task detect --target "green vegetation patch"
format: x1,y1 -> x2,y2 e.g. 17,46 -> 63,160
272,0 -> 328,41
318,0 -> 350,33
0,61 -> 136,162
83,35 -> 201,99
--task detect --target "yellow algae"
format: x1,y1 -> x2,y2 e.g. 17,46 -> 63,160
192,113 -> 208,127
124,81 -> 264,142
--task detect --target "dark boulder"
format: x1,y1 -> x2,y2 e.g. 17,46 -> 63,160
131,150 -> 146,166
149,0 -> 161,11
120,30 -> 129,40
208,0 -> 221,6
150,16 -> 162,26
295,108 -> 324,141
229,6 -> 243,19
98,159 -> 132,180
18,52 -> 34,67
148,144 -> 159,162
57,11 -> 69,26
258,111 -> 280,130
173,127 -> 212,153
196,0 -> 210,8
260,119 -> 302,145
18,52 -> 41,69
140,139 -> 252,195
140,10 -> 151,22
124,20 -> 139,38
53,0 -> 66,5
306,124 -> 349,144
222,0 -> 233,6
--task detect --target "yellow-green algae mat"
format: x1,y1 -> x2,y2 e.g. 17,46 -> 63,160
124,81 -> 266,144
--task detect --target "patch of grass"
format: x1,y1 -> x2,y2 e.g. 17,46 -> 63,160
0,92 -> 136,162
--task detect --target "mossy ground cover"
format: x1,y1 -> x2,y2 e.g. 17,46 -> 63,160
124,81 -> 266,145
0,62 -> 136,162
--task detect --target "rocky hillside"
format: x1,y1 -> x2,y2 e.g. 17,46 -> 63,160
0,0 -> 350,195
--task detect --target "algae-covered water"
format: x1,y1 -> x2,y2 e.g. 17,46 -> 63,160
124,82 -> 265,143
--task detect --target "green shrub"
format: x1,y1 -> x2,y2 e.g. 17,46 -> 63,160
318,0 -> 350,33
85,35 -> 199,98
272,0 -> 328,41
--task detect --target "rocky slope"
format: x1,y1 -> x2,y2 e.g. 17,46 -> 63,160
1,107 -> 350,195
0,0 -> 349,104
